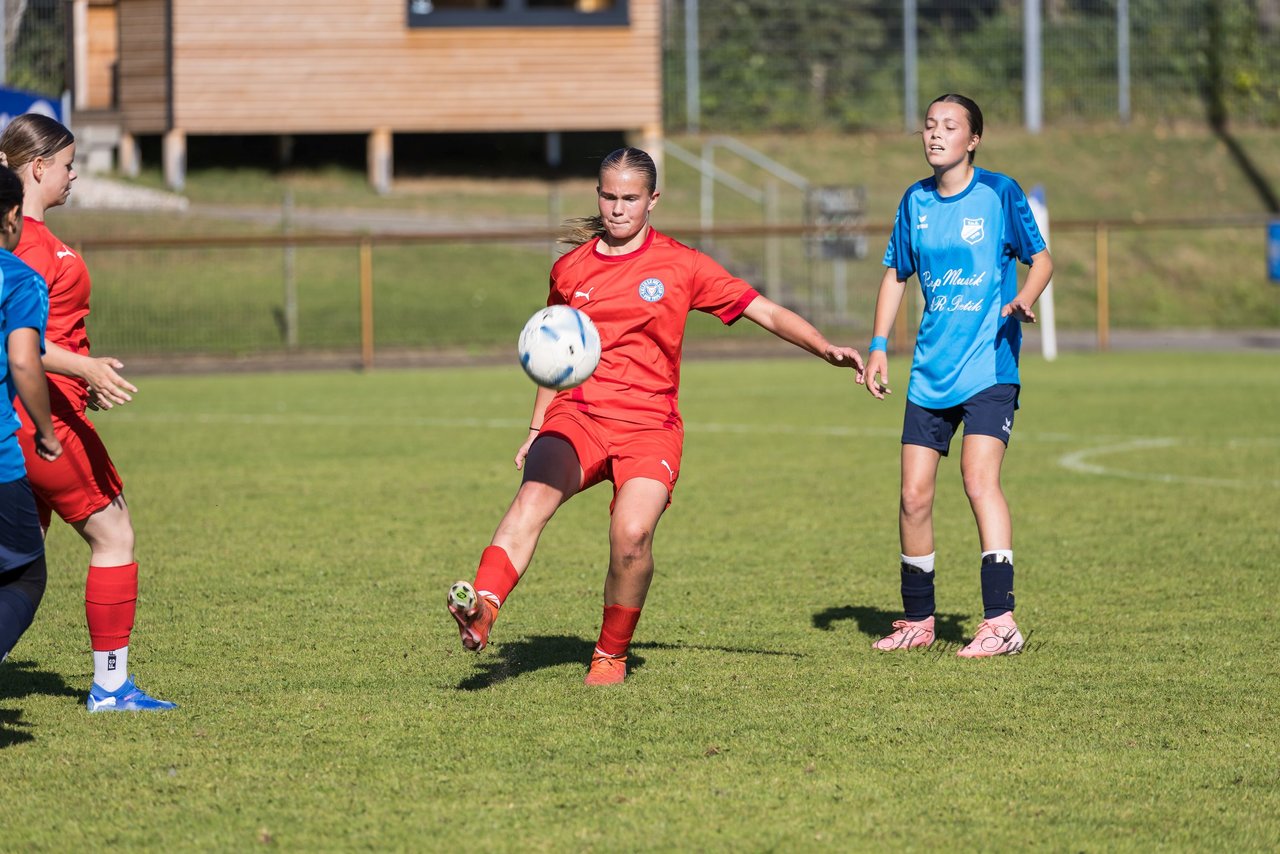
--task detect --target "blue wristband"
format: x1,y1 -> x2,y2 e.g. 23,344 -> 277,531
869,336 -> 888,353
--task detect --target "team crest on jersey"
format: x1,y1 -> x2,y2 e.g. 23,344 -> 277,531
638,277 -> 665,302
961,217 -> 985,245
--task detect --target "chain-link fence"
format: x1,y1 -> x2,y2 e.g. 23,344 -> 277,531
3,0 -> 66,95
664,0 -> 1280,133
8,1 -> 1278,129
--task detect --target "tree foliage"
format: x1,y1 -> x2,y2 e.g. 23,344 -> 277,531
672,0 -> 1280,131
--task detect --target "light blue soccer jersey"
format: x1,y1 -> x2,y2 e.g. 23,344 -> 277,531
883,167 -> 1046,409
0,249 -> 49,483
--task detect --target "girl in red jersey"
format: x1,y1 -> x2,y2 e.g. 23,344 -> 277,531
448,147 -> 865,685
0,115 -> 175,711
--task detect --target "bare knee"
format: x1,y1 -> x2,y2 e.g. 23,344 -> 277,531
962,472 -> 1002,505
80,505 -> 135,563
900,482 -> 934,522
609,518 -> 654,566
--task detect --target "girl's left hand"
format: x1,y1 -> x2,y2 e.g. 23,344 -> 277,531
81,356 -> 138,409
1001,299 -> 1037,323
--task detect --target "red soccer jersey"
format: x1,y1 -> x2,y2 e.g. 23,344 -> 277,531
548,227 -> 759,428
15,217 -> 92,406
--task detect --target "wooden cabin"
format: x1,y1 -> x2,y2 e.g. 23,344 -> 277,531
72,0 -> 663,191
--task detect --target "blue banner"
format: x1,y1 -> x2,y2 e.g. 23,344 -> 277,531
1269,220 -> 1280,284
0,87 -> 62,131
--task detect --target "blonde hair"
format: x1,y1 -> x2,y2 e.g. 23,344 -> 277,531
0,114 -> 75,172
558,147 -> 658,247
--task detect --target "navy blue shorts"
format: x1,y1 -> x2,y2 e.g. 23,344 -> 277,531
0,477 -> 44,570
901,383 -> 1020,456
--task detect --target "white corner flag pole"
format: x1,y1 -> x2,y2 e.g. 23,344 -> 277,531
1028,184 -> 1057,361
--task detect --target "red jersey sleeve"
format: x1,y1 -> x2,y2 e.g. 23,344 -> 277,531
689,250 -> 759,325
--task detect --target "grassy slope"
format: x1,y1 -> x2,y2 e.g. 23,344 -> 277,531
3,352 -> 1277,849
53,124 -> 1280,357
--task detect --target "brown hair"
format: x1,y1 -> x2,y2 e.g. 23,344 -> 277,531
0,166 -> 23,215
0,113 -> 75,172
559,147 -> 658,247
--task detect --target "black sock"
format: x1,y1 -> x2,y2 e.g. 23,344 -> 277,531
900,562 -> 936,622
0,554 -> 47,660
980,554 -> 1014,619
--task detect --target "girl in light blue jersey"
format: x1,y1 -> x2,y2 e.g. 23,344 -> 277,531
0,162 -> 62,663
863,94 -> 1053,658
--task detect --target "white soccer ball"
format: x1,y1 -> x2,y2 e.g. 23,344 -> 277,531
517,305 -> 601,390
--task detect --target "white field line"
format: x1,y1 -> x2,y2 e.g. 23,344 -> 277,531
1057,437 -> 1280,489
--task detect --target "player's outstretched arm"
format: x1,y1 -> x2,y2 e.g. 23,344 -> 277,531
741,295 -> 865,382
1001,248 -> 1054,324
8,328 -> 62,461
41,340 -> 138,409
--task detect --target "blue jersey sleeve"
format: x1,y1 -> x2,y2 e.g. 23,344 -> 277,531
1000,178 -> 1047,265
882,186 -> 918,279
8,276 -> 48,341
0,257 -> 49,482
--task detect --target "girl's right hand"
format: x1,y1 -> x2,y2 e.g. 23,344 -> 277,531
864,350 -> 892,400
515,431 -> 538,470
35,429 -> 62,462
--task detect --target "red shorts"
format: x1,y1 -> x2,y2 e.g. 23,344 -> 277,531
16,400 -> 123,528
539,400 -> 683,510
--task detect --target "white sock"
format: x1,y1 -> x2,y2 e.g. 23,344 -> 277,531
93,646 -> 128,692
982,549 -> 1014,564
901,552 -> 936,574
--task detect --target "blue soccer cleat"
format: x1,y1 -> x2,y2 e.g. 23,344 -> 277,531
86,674 -> 178,713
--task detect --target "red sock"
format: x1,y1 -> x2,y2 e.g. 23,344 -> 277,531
85,563 -> 138,651
596,604 -> 642,657
474,546 -> 519,606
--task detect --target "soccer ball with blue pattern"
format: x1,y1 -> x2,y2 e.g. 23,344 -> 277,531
517,305 -> 601,390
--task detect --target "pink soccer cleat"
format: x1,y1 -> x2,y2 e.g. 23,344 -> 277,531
957,612 -> 1024,658
872,616 -> 936,651
447,581 -> 499,652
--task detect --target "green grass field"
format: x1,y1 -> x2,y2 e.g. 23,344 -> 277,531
4,350 -> 1278,849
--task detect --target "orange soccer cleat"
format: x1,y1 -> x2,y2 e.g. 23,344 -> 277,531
584,652 -> 627,686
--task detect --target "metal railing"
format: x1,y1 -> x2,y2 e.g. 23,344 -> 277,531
70,213 -> 1279,368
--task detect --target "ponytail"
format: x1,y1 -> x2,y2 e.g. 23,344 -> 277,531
558,215 -> 606,247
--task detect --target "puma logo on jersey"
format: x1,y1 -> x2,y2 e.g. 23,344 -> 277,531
660,459 -> 675,482
573,287 -> 596,303
56,249 -> 77,259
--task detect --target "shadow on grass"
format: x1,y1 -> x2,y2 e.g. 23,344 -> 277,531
0,659 -> 80,749
455,634 -> 803,690
455,634 -> 614,691
811,605 -> 968,645
1199,3 -> 1279,213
